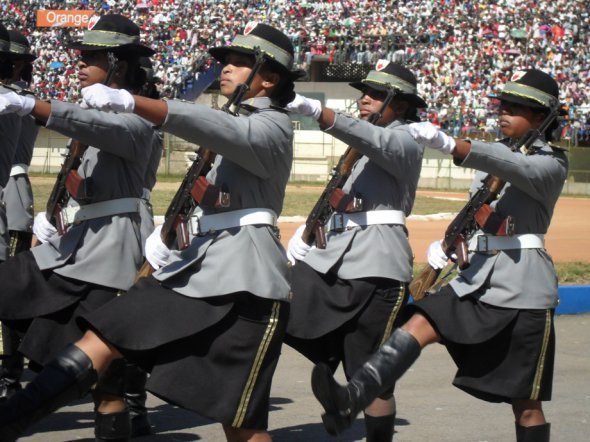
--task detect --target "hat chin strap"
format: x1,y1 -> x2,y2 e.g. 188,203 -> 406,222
104,52 -> 119,87
222,46 -> 265,115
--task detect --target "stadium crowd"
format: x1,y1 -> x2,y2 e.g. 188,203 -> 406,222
2,0 -> 589,142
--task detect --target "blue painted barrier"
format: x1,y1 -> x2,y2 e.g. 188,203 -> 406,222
556,285 -> 590,315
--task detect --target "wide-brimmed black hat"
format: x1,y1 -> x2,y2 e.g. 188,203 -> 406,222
8,30 -> 36,62
496,69 -> 559,110
0,23 -> 11,56
68,14 -> 154,56
350,60 -> 427,108
209,22 -> 304,80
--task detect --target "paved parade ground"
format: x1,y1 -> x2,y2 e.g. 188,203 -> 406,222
16,313 -> 589,441
12,191 -> 590,441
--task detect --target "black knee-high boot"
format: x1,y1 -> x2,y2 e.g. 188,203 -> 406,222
94,359 -> 130,442
0,324 -> 24,401
365,414 -> 396,442
0,344 -> 97,442
124,363 -> 152,437
516,422 -> 550,442
311,329 -> 420,436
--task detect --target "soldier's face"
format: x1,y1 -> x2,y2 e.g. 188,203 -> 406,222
77,51 -> 111,88
358,87 -> 406,126
220,52 -> 258,98
498,100 -> 545,139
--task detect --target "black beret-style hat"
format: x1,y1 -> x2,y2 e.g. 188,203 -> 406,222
349,60 -> 427,108
497,69 -> 559,110
68,14 -> 154,56
209,22 -> 304,80
8,30 -> 36,62
0,22 -> 11,55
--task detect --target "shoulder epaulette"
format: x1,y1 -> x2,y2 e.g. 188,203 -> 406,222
548,142 -> 568,152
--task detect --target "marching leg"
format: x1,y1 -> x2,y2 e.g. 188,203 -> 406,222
124,362 -> 152,437
311,328 -> 420,436
515,422 -> 551,442
0,324 -> 24,401
0,344 -> 97,441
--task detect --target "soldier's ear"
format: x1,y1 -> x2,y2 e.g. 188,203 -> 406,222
261,71 -> 280,89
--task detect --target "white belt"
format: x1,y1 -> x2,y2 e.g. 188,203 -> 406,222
327,210 -> 406,232
472,234 -> 545,253
10,164 -> 28,176
188,208 -> 277,236
61,198 -> 142,226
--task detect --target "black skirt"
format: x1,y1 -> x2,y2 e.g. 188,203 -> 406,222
79,276 -> 289,430
404,285 -> 555,403
285,261 -> 409,379
0,251 -> 119,366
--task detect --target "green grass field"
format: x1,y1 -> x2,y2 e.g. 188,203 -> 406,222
29,174 -> 590,283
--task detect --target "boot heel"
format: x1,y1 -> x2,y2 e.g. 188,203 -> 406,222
321,412 -> 351,436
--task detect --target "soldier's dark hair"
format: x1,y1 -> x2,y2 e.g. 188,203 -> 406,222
113,52 -> 146,93
0,59 -> 13,80
261,61 -> 296,108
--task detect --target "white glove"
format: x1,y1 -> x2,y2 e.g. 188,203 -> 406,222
81,84 -> 135,113
0,91 -> 36,116
286,224 -> 314,265
408,122 -> 456,154
285,93 -> 322,120
32,212 -> 58,243
145,225 -> 171,270
427,240 -> 449,270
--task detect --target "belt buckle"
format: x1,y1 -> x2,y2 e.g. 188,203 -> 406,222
188,216 -> 202,237
332,213 -> 345,232
477,235 -> 497,255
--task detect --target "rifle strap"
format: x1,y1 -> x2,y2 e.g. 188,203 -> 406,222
474,204 -> 514,236
329,188 -> 363,213
190,176 -> 230,209
65,170 -> 83,199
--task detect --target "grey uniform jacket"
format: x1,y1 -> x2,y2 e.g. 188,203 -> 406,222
0,86 -> 23,260
3,114 -> 38,232
152,97 -> 292,302
31,100 -> 162,291
303,114 -> 424,283
449,139 -> 568,309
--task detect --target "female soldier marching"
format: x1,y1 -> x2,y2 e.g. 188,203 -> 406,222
311,69 -> 566,442
284,60 -> 426,441
0,22 -> 301,442
0,14 -> 161,440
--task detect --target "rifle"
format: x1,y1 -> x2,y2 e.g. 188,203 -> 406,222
0,82 -> 35,97
301,85 -> 395,248
135,56 -> 260,280
44,52 -> 119,234
409,100 -> 563,301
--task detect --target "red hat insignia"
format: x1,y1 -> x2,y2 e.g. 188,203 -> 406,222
511,70 -> 526,82
376,59 -> 389,71
88,16 -> 100,31
244,22 -> 258,35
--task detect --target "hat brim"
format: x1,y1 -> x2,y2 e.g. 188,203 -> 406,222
209,45 -> 305,80
349,81 -> 427,108
68,41 -> 155,57
12,53 -> 37,62
492,92 -> 550,110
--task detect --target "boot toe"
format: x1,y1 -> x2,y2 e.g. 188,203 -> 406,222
311,364 -> 352,435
